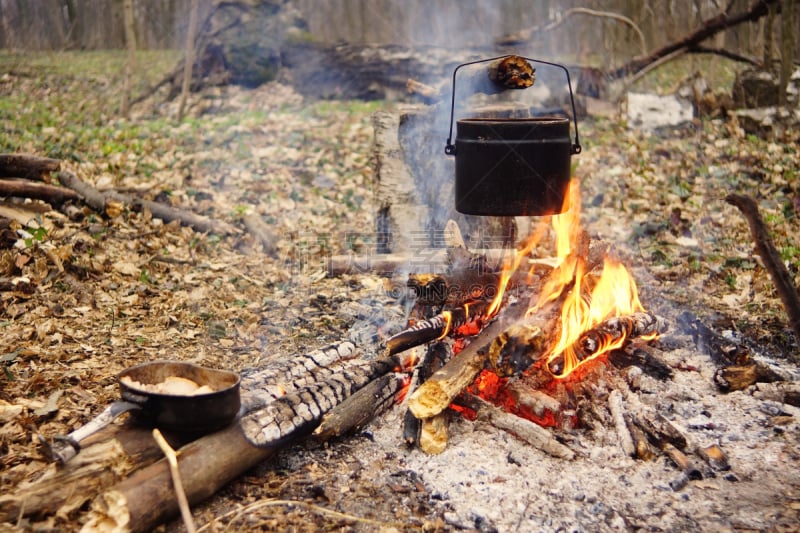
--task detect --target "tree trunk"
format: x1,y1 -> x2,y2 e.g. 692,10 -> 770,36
778,0 -> 795,106
121,0 -> 137,117
178,0 -> 200,121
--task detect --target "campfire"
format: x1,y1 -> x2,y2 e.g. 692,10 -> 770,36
390,180 -> 669,456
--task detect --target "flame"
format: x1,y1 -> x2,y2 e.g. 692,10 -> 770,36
436,311 -> 453,340
486,181 -> 649,379
536,182 -> 647,378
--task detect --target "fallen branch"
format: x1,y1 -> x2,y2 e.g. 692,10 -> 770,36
0,154 -> 60,180
498,7 -> 647,58
610,0 -> 779,80
726,193 -> 800,352
0,179 -> 79,205
58,170 -> 239,236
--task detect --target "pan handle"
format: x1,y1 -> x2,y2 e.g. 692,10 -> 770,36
444,55 -> 582,157
41,401 -> 141,464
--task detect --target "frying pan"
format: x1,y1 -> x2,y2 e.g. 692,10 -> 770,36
43,361 -> 240,463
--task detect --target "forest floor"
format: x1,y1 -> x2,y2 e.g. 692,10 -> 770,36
0,51 -> 799,532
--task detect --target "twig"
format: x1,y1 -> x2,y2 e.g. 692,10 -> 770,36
197,498 -> 413,532
726,194 -> 800,354
153,429 -> 196,533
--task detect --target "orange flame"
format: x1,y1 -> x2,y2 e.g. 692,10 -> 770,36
486,181 -> 650,379
537,183 -> 647,378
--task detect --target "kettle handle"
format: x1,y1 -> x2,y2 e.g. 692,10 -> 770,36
444,55 -> 582,157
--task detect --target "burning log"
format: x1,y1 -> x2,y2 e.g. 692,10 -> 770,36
386,300 -> 491,356
406,301 -> 528,420
468,395 -> 575,460
240,356 -> 400,447
312,372 -> 405,442
488,321 -> 547,377
547,312 -> 667,375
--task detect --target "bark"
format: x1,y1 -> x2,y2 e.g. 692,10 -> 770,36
726,194 -> 800,351
0,154 -> 60,180
83,425 -> 278,533
0,179 -> 79,205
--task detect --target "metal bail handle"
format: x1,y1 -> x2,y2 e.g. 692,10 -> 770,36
444,55 -> 582,156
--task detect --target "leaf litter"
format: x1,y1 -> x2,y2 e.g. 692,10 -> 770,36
0,51 -> 799,531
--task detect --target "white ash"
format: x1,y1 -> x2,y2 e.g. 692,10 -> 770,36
291,321 -> 800,532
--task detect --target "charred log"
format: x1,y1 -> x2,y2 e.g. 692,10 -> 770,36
547,312 -> 667,375
312,372 -> 405,442
240,356 -> 400,448
386,300 -> 491,356
467,394 -> 575,460
240,341 -> 359,413
608,343 -> 674,380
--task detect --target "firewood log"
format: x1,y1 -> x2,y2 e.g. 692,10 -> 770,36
546,312 -> 667,375
0,154 -> 60,180
240,356 -> 400,447
386,300 -> 491,356
406,301 -> 528,419
312,372 -> 405,442
0,179 -> 78,205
